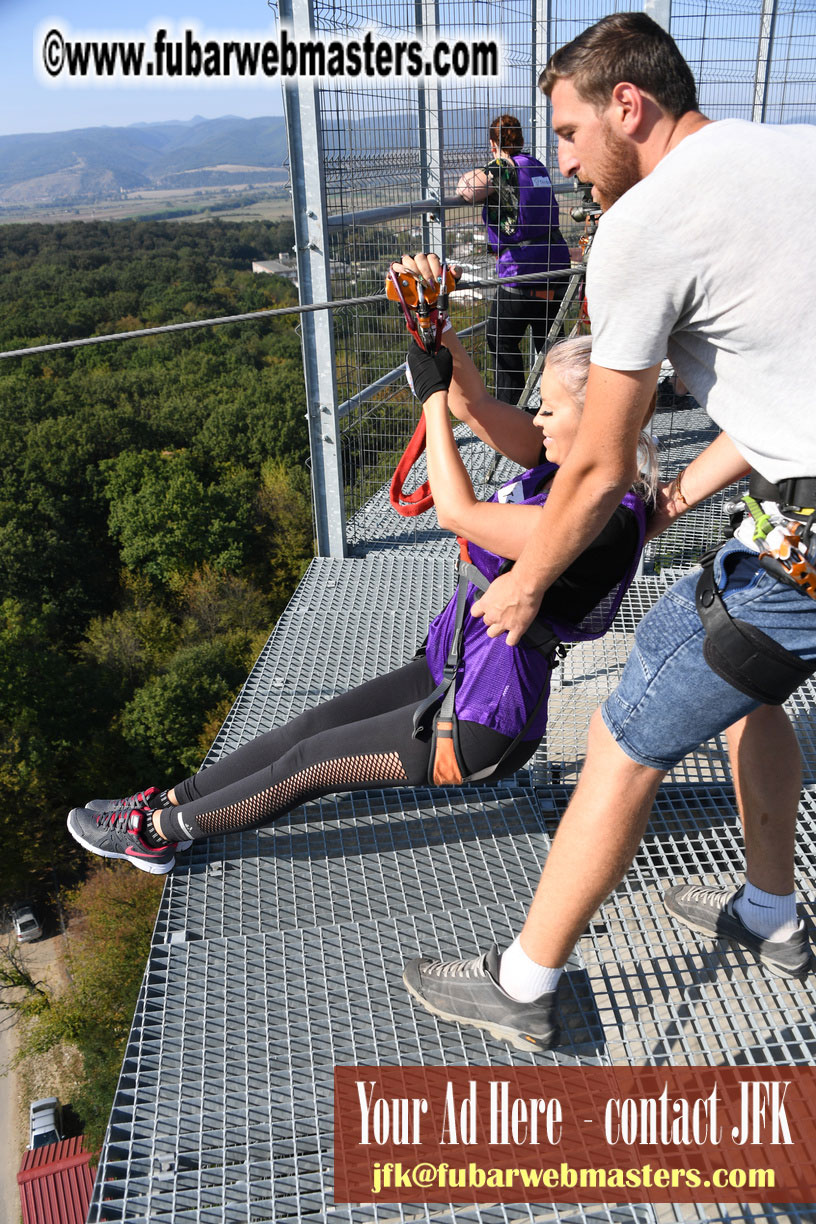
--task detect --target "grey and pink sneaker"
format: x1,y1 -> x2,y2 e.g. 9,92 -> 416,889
67,806 -> 177,875
85,786 -> 163,814
84,788 -> 191,851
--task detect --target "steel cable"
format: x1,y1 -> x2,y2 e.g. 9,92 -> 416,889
0,267 -> 579,360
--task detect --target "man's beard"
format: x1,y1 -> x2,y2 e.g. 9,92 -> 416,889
593,120 -> 642,209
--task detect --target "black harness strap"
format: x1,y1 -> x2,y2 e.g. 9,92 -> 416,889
695,547 -> 815,706
749,469 -> 816,508
414,560 -> 561,785
412,569 -> 471,740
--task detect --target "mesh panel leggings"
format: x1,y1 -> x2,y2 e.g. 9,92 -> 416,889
161,658 -> 540,841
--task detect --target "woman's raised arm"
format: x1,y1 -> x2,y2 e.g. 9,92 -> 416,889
406,344 -> 543,561
443,327 -> 544,469
392,252 -> 543,468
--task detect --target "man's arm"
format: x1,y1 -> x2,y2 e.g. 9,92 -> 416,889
472,363 -> 661,645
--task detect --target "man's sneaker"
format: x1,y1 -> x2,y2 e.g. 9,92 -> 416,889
403,945 -> 560,1052
67,806 -> 177,875
84,788 -> 192,852
663,882 -> 812,981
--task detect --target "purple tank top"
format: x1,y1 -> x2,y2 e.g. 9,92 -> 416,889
424,462 -> 646,740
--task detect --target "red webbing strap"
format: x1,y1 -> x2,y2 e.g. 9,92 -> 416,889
387,263 -> 450,517
389,414 -> 434,516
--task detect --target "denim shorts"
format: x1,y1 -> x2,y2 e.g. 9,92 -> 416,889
602,537 -> 816,770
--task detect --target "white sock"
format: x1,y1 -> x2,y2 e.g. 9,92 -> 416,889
498,936 -> 562,1002
733,881 -> 800,941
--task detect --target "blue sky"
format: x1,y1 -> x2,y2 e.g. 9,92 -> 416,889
1,0 -> 285,136
4,1 -> 815,138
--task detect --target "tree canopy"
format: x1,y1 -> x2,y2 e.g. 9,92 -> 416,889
0,217 -> 313,904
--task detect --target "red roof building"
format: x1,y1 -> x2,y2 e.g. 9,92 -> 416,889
18,1136 -> 95,1224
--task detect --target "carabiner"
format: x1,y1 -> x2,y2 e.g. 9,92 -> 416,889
385,264 -> 456,353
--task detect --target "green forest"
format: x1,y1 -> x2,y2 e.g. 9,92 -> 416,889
0,217 -> 315,906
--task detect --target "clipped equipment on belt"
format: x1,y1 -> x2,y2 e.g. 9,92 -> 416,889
386,263 -> 457,517
740,492 -> 816,600
695,470 -> 816,706
412,557 -> 564,786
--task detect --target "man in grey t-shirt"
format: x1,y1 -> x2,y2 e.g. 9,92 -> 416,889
402,12 -> 816,1050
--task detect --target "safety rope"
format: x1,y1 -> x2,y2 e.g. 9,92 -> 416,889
0,267 -> 577,361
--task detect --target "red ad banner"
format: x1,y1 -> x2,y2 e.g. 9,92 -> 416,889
334,1065 -> 816,1204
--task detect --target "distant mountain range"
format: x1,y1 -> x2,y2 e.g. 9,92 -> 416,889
0,107 -> 553,208
0,115 -> 289,206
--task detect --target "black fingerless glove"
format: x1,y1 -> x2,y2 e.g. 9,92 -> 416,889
405,340 -> 453,402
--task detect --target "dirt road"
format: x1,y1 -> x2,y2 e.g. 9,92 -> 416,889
0,1004 -> 22,1224
0,932 -> 71,1224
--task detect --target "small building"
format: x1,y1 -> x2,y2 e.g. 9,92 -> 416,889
251,256 -> 298,283
18,1136 -> 95,1224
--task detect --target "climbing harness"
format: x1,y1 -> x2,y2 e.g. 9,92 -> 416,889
733,468 -> 816,600
411,467 -> 648,787
695,469 -> 816,705
483,158 -> 521,237
695,548 -> 815,706
386,263 -> 457,517
412,555 -> 563,785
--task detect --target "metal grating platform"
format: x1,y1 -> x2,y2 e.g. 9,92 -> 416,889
346,431 -> 527,558
88,418 -> 816,1222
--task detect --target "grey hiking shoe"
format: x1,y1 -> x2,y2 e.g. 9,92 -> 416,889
663,882 -> 812,981
403,945 -> 560,1052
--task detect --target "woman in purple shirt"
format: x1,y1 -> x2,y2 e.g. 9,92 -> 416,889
458,114 -> 572,404
67,330 -> 654,875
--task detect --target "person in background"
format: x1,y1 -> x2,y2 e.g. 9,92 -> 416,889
457,114 -> 572,405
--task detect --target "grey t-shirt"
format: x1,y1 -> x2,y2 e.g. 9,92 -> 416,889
587,118 -> 816,483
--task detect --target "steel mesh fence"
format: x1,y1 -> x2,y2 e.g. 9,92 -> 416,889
672,0 -> 816,123
283,0 -> 816,553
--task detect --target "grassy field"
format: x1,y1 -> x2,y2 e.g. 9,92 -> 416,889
0,178 -> 293,226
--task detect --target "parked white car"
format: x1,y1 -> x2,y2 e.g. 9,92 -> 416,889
11,904 -> 42,943
28,1097 -> 63,1149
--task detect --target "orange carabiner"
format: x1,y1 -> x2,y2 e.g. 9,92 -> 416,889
385,266 -> 457,309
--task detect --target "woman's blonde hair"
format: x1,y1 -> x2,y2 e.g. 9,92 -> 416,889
544,334 -> 658,503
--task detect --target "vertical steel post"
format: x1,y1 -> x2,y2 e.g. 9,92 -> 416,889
280,0 -> 347,558
753,0 -> 779,123
416,0 -> 445,257
644,0 -> 672,32
531,0 -> 552,167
